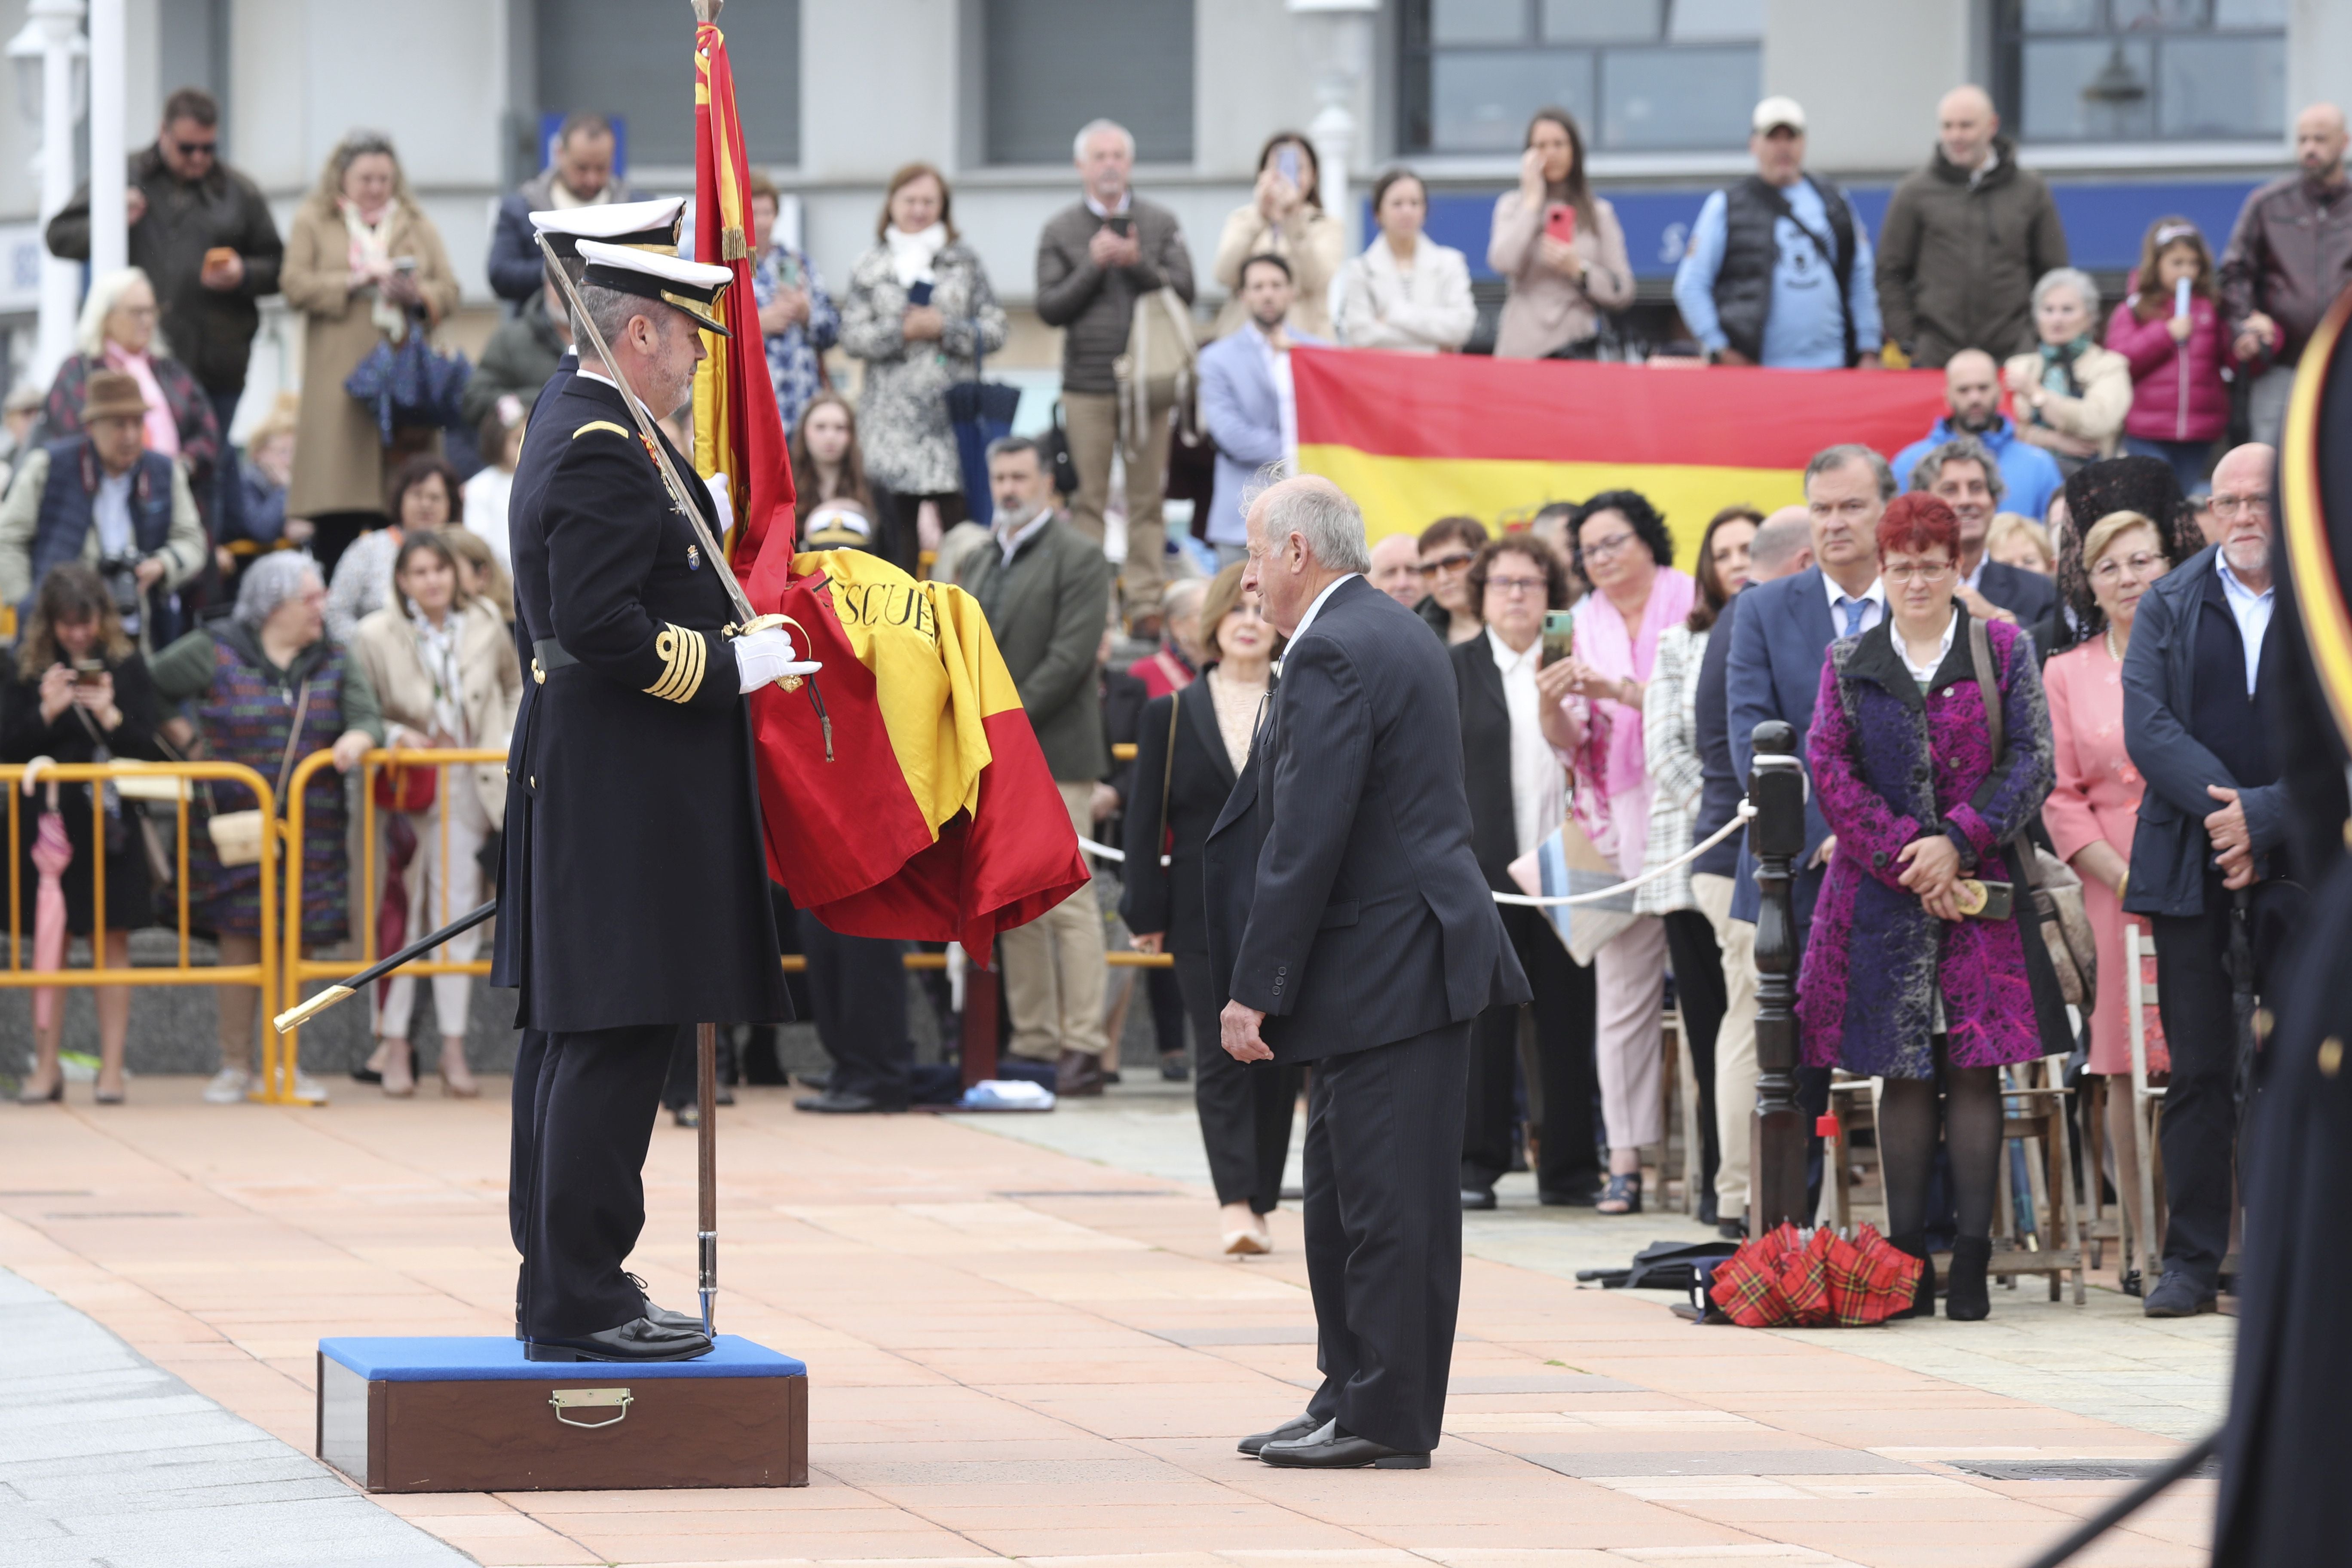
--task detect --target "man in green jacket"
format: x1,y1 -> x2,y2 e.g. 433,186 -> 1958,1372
462,279 -> 574,435
960,436 -> 1118,1096
1875,86 -> 2070,370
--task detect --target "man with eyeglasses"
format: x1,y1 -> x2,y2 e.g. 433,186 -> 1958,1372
44,88 -> 284,464
2120,442 -> 2298,1320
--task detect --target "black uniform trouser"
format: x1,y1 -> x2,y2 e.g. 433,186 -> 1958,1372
797,910 -> 914,1109
1463,904 -> 1599,1198
661,1025 -> 739,1111
1662,908 -> 1726,1200
508,1027 -> 550,1266
517,1022 -> 678,1339
2152,876 -> 2305,1289
1302,1020 -> 1470,1456
1173,951 -> 1302,1212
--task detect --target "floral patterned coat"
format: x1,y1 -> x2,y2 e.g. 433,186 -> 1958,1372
1798,610 -> 2069,1079
836,240 -> 1008,495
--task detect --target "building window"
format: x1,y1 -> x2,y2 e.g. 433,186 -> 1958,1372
536,0 -> 800,168
1995,0 -> 2286,144
983,0 -> 1195,166
1401,0 -> 1762,156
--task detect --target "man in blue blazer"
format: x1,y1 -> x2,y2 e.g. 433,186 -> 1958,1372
1204,476 -> 1525,1470
1198,254 -> 1323,560
1723,444 -> 1895,1226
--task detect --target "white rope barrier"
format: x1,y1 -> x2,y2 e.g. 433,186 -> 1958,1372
1076,799 -> 1760,911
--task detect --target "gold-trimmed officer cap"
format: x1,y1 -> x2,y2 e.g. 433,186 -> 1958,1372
576,238 -> 735,339
802,501 -> 874,551
529,196 -> 687,259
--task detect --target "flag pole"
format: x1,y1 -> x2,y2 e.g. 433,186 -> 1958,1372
692,0 -> 724,1346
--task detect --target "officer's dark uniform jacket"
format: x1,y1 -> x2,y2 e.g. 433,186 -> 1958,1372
492,370 -> 788,1031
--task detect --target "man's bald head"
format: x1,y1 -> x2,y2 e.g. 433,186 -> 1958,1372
1747,505 -> 1815,582
2297,103 -> 2349,182
1369,532 -> 1424,607
1938,84 -> 1999,172
2211,443 -> 2277,586
1945,348 -> 2003,432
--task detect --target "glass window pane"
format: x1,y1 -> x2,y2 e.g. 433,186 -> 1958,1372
1541,0 -> 1658,43
1669,0 -> 1766,42
539,0 -> 800,165
985,0 -> 1194,164
2159,35 -> 2284,138
1429,50 -> 1594,152
2022,0 -> 2098,31
2214,0 -> 2288,25
1433,0 -> 1530,45
2021,37 -> 2157,141
1600,45 -> 1758,149
2113,0 -> 2211,30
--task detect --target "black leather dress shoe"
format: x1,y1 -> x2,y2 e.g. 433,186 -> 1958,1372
1238,1412 -> 1319,1456
2143,1270 -> 2218,1318
1538,1184 -> 1599,1207
626,1272 -> 705,1335
524,1316 -> 713,1362
795,1089 -> 904,1114
1460,1187 -> 1498,1211
1259,1420 -> 1429,1470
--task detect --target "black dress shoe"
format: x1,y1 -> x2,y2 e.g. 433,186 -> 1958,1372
795,1089 -> 903,1113
1238,1411 -> 1319,1456
1159,1050 -> 1190,1083
524,1316 -> 713,1363
1716,1217 -> 1749,1242
1259,1420 -> 1428,1469
1460,1187 -> 1498,1211
2143,1270 -> 2218,1318
1538,1183 -> 1600,1207
1697,1192 -> 1720,1226
625,1272 -> 705,1335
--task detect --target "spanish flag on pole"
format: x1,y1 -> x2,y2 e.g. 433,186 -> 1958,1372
1293,348 -> 1949,574
691,13 -> 795,568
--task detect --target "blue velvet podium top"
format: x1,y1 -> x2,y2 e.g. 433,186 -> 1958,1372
319,1335 -> 807,1381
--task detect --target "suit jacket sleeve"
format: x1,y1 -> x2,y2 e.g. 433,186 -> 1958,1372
1725,586 -> 1773,805
544,431 -> 741,711
1199,343 -> 1284,469
1230,635 -> 1369,1016
1013,536 -> 1112,724
2121,576 -> 2239,819
1120,692 -> 1177,937
487,196 -> 544,302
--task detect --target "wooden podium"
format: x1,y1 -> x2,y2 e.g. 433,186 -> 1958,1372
318,1336 -> 808,1492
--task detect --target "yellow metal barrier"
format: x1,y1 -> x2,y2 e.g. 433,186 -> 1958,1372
1,759 -> 283,1083
280,747 -> 509,1079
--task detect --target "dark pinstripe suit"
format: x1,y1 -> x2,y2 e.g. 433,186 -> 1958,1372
1204,575 -> 1528,1453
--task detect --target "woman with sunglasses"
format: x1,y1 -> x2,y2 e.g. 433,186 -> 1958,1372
1538,490 -> 1693,1214
1414,514 -> 1490,644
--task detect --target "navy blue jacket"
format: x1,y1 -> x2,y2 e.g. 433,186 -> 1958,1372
2122,544 -> 2288,919
1725,565 -> 1843,926
1692,589 -> 1745,881
1203,576 -> 1525,1063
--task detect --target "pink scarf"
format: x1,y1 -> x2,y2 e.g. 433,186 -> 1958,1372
102,342 -> 178,458
1566,567 -> 1695,875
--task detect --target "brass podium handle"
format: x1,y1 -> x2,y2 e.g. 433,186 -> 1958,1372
548,1387 -> 633,1429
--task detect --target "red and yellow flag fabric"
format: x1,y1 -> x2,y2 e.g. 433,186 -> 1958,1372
747,547 -> 1090,959
1292,348 -> 1949,575
691,20 -> 795,570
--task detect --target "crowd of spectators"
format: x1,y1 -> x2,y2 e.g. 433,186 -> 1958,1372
3,82 -> 2347,1331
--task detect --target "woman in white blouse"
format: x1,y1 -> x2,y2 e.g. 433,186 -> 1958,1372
1335,169 -> 1476,354
1637,505 -> 1758,1226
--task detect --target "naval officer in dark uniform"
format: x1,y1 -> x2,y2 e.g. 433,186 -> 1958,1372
490,197 -> 686,1284
498,239 -> 813,1363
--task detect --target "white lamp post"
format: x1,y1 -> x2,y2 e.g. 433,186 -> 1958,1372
87,0 -> 126,277
7,0 -> 88,381
1287,0 -> 1378,250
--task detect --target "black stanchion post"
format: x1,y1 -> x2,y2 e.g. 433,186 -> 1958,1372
961,950 -> 1001,1089
1748,719 -> 1809,1231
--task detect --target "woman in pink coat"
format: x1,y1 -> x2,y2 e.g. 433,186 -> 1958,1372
2105,217 -> 2235,498
2043,503 -> 2190,1280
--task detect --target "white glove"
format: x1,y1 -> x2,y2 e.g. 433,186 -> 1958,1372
733,625 -> 822,693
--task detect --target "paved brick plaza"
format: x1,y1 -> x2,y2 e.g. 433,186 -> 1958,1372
2,1079 -> 2227,1567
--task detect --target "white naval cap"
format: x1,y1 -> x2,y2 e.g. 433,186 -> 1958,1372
575,237 -> 736,337
528,196 -> 687,258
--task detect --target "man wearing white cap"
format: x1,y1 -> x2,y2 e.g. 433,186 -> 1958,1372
496,238 -> 815,1363
1672,97 -> 1882,370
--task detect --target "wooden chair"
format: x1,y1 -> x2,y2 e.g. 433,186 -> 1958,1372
2120,921 -> 2168,1286
1822,1071 -> 1881,1233
1991,1053 -> 2086,1305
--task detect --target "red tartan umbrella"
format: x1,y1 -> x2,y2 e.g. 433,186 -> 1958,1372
1710,1223 -> 1921,1328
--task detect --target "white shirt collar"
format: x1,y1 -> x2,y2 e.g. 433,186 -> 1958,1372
1283,574 -> 1359,661
994,505 -> 1054,563
1485,624 -> 1539,673
1083,190 -> 1133,219
2216,555 -> 2274,605
573,364 -> 654,423
1823,572 -> 1886,614
1897,607 -> 1960,686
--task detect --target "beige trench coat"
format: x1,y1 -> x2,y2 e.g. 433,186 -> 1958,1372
349,596 -> 521,827
282,198 -> 461,519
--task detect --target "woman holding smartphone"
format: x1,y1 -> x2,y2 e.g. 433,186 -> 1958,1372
1212,132 -> 1347,339
1488,108 -> 1633,359
1798,493 -> 2067,1321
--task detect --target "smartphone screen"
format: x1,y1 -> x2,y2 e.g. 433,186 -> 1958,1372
1540,610 -> 1575,668
74,660 -> 106,684
1107,214 -> 1133,238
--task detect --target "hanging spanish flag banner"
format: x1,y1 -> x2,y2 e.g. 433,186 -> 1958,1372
1292,348 -> 1950,574
691,16 -> 795,570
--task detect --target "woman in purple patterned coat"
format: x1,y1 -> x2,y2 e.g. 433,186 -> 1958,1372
1798,492 -> 2070,1321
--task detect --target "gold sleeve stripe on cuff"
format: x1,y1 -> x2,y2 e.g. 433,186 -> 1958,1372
645,624 -> 707,704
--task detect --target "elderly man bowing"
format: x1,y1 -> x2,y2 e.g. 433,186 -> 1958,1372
1206,476 -> 1527,1470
